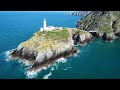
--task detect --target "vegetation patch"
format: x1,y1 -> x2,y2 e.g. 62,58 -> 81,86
100,25 -> 113,33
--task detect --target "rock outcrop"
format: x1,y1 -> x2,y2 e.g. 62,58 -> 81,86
72,29 -> 93,46
9,28 -> 93,72
77,11 -> 120,41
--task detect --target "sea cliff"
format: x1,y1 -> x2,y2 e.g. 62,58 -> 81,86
76,11 -> 120,42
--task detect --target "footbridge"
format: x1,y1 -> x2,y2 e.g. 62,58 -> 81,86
88,31 -> 97,33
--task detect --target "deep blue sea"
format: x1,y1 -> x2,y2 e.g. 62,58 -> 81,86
0,11 -> 120,79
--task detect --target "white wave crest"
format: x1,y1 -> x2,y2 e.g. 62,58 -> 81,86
56,57 -> 67,63
50,57 -> 67,70
73,53 -> 80,57
64,68 -> 67,70
51,67 -> 55,71
18,60 -> 32,66
26,57 -> 68,79
26,66 -> 49,79
4,50 -> 11,61
26,70 -> 38,79
43,72 -> 52,79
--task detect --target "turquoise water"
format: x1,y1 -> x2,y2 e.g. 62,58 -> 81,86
0,11 -> 120,79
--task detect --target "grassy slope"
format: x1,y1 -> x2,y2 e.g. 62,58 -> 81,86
20,29 -> 69,52
79,11 -> 120,34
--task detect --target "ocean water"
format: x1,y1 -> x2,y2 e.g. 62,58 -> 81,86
0,11 -> 120,79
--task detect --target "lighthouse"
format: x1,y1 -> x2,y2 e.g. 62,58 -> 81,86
43,18 -> 47,30
40,18 -> 62,31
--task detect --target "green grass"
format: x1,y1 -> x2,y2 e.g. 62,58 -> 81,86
113,11 -> 120,17
100,17 -> 113,33
45,29 -> 69,40
101,17 -> 111,23
100,25 -> 113,33
34,29 -> 69,40
35,30 -> 46,36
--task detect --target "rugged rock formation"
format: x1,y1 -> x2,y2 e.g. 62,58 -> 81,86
72,29 -> 93,46
9,28 -> 93,72
77,11 -> 120,41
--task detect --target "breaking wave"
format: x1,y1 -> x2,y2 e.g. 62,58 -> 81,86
18,60 -> 32,66
26,66 -> 48,79
4,50 -> 11,61
4,50 -> 32,67
56,57 -> 67,63
4,51 -> 70,79
43,72 -> 52,79
26,57 -> 68,79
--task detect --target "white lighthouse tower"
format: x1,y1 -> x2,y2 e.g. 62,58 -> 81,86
40,18 -> 62,31
43,18 -> 47,30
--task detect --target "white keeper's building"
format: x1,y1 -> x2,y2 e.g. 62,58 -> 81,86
40,18 -> 62,31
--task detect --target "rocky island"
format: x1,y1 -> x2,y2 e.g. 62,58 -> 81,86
8,11 -> 120,72
8,28 -> 93,72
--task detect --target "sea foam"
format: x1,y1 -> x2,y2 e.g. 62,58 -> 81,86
43,72 -> 52,79
4,50 -> 69,79
4,50 -> 11,61
56,57 -> 67,63
26,57 -> 68,79
18,60 -> 32,66
26,66 -> 49,79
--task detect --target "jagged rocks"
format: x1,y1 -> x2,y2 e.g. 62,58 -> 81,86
29,46 -> 77,71
72,29 -> 93,46
9,47 -> 38,62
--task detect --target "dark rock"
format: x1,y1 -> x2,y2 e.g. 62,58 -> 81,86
102,33 -> 107,40
90,32 -> 99,38
115,32 -> 120,37
29,46 -> 76,71
9,47 -> 37,61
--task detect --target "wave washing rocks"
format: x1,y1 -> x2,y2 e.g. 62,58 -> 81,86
8,28 -> 93,72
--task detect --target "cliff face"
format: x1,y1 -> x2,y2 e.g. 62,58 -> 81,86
72,29 -> 93,46
9,28 -> 93,72
77,11 -> 120,41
